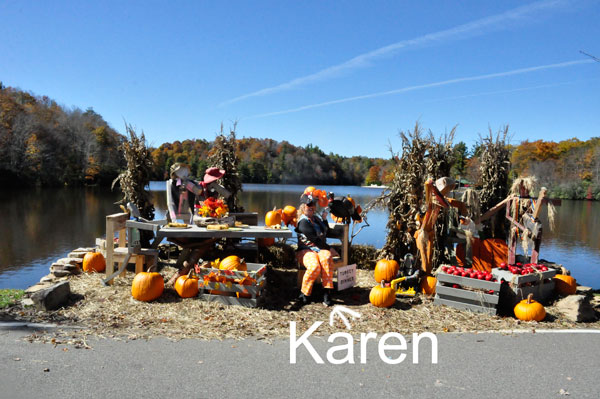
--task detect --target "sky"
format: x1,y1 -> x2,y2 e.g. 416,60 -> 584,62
1,0 -> 599,158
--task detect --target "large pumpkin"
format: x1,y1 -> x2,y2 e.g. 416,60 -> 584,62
554,268 -> 577,295
420,275 -> 437,295
514,294 -> 546,322
174,270 -> 199,298
373,259 -> 399,283
369,282 -> 396,308
82,252 -> 106,273
131,266 -> 164,302
265,208 -> 282,226
219,255 -> 247,272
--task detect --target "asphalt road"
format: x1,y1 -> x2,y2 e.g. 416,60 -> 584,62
1,324 -> 599,398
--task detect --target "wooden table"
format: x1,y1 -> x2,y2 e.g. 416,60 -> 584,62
103,222 -> 293,284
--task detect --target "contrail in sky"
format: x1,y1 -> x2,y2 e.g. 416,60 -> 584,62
247,60 -> 593,118
221,0 -> 571,106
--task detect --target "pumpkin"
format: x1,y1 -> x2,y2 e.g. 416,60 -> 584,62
219,255 -> 247,272
514,293 -> 546,321
174,269 -> 199,298
82,252 -> 106,273
420,275 -> 437,295
369,282 -> 396,308
258,237 -> 275,247
281,205 -> 297,225
265,207 -> 282,226
347,195 -> 356,208
554,267 -> 577,295
131,265 -> 164,302
373,258 -> 400,283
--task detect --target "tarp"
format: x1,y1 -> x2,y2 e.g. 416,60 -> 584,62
456,238 -> 509,272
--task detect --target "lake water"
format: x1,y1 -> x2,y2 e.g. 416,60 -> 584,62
1,183 -> 599,289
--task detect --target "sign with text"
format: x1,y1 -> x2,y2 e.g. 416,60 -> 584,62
337,264 -> 356,291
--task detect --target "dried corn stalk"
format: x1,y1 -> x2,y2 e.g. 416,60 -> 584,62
208,123 -> 243,212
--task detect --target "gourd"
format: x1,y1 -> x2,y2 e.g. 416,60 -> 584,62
265,208 -> 282,226
420,275 -> 437,295
369,282 -> 396,308
82,252 -> 106,273
373,258 -> 400,283
553,267 -> 577,295
514,294 -> 546,322
219,255 -> 247,272
174,269 -> 199,298
131,265 -> 164,302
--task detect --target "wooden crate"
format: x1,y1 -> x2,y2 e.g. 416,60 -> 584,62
492,266 -> 556,305
434,271 -> 502,315
197,263 -> 267,308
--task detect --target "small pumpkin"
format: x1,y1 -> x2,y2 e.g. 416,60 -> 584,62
554,267 -> 577,295
369,281 -> 396,308
174,269 -> 199,298
281,205 -> 297,225
258,237 -> 275,247
82,252 -> 106,273
373,258 -> 400,283
131,265 -> 164,302
303,186 -> 316,195
420,275 -> 437,295
265,207 -> 282,226
219,255 -> 247,272
514,293 -> 546,321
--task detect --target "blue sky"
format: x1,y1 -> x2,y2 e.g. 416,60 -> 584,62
1,0 -> 598,158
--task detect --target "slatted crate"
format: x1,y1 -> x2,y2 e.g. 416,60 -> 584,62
434,270 -> 502,315
492,266 -> 557,305
196,263 -> 267,308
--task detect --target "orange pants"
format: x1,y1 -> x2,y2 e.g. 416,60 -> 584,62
297,249 -> 334,296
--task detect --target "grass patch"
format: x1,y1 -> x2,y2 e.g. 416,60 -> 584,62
0,289 -> 25,308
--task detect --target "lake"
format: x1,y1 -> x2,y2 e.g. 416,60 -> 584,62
1,183 -> 599,289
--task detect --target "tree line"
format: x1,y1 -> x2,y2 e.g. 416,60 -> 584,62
1,84 -> 597,198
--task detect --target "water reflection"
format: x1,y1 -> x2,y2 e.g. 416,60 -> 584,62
1,184 -> 599,289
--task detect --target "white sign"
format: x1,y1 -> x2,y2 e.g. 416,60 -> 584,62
337,264 -> 356,291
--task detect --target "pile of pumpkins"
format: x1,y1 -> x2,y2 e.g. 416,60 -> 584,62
369,258 -> 439,308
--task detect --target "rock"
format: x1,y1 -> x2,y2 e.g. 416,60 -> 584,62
555,295 -> 597,322
56,258 -> 80,266
576,286 -> 593,296
21,298 -> 35,307
40,274 -> 57,283
68,251 -> 87,259
51,263 -> 66,271
25,282 -> 53,294
50,268 -> 72,277
30,281 -> 71,311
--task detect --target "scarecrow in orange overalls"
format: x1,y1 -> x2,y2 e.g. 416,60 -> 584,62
415,177 -> 467,275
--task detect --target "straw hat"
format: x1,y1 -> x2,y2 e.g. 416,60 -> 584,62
435,177 -> 457,196
170,163 -> 191,179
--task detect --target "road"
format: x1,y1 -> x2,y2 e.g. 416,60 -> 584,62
1,324 -> 599,398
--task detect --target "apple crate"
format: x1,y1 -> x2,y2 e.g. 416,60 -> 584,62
434,270 -> 502,315
197,263 -> 267,308
492,266 -> 557,305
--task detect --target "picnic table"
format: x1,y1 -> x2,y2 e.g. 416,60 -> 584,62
103,221 -> 292,284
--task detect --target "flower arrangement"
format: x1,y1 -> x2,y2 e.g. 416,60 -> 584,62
197,197 -> 229,218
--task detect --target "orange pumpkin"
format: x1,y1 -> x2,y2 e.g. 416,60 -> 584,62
131,266 -> 164,302
304,186 -> 316,195
258,237 -> 275,247
374,259 -> 400,283
514,293 -> 546,321
174,270 -> 199,298
219,255 -> 247,272
347,195 -> 356,208
281,205 -> 297,225
420,275 -> 437,295
82,252 -> 106,273
369,282 -> 396,308
265,208 -> 282,226
554,268 -> 577,295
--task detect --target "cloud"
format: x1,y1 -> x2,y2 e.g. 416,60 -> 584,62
247,60 -> 593,118
222,0 -> 571,106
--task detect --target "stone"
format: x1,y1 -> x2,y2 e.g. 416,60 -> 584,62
575,286 -> 593,296
56,258 -> 79,266
555,295 -> 597,322
21,298 -> 35,307
25,283 -> 53,294
30,281 -> 71,311
50,268 -> 72,277
68,251 -> 87,259
51,263 -> 66,271
40,274 -> 57,283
